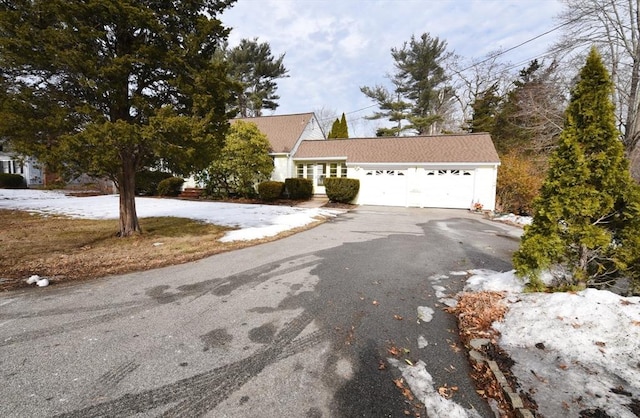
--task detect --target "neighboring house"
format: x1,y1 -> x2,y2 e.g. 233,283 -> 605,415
0,143 -> 43,186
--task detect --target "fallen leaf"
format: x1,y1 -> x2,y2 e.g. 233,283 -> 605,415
378,360 -> 386,370
404,359 -> 414,366
403,348 -> 411,354
387,346 -> 401,356
595,341 -> 606,347
620,299 -> 633,306
571,322 -> 581,329
631,320 -> 640,326
394,314 -> 403,320
372,300 -> 379,306
394,378 -> 404,389
558,364 -> 569,370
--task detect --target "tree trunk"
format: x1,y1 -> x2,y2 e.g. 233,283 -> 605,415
117,156 -> 141,237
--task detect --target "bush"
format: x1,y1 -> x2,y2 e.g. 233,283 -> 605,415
496,152 -> 544,215
0,173 -> 27,189
157,177 -> 184,197
285,178 -> 313,200
258,181 -> 284,201
324,178 -> 359,203
135,170 -> 173,196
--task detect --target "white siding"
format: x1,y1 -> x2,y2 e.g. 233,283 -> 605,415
348,164 -> 498,210
298,115 -> 325,141
271,155 -> 289,181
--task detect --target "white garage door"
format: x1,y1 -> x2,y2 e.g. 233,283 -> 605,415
358,169 -> 407,206
423,169 -> 475,209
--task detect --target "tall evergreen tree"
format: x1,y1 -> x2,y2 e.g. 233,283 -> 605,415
513,48 -> 640,291
361,33 -> 454,136
226,38 -> 288,117
339,113 -> 349,138
327,113 -> 349,139
327,118 -> 340,139
0,0 -> 235,236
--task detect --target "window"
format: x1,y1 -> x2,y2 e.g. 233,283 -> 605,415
330,163 -> 338,178
306,164 -> 314,180
365,171 -> 373,176
426,170 -> 435,176
397,171 -> 405,176
375,170 -> 384,176
463,171 -> 472,176
341,164 -> 347,177
438,170 -> 447,176
451,170 -> 460,175
297,164 -> 304,178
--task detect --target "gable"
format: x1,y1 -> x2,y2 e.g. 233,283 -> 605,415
233,112 -> 324,153
293,133 -> 500,164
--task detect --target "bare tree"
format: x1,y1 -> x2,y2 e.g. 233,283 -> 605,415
450,51 -> 514,131
556,0 -> 640,154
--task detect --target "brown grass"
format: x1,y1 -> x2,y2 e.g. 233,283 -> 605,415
0,209 -> 323,292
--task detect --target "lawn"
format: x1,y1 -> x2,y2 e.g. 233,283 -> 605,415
0,209 -> 320,292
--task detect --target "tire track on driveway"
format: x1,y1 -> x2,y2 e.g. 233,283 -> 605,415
55,309 -> 320,417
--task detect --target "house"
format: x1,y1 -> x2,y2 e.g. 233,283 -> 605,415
0,142 -> 44,186
238,112 -> 500,211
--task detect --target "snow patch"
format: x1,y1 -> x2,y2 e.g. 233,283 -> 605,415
417,306 -> 435,323
389,359 -> 482,418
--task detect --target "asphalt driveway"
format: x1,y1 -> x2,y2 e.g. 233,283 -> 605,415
0,207 -> 521,417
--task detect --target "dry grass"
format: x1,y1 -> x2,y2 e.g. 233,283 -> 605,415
0,209 -> 323,292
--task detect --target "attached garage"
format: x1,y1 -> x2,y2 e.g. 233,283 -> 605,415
293,133 -> 500,210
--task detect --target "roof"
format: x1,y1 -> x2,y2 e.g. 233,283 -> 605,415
293,133 -> 500,164
233,112 -> 316,153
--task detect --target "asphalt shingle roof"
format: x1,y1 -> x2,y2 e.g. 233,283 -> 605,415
293,133 -> 500,164
233,112 -> 315,153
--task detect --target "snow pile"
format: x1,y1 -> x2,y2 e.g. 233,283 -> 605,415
0,189 -> 340,242
464,269 -> 526,294
493,213 -> 532,226
467,270 -> 640,417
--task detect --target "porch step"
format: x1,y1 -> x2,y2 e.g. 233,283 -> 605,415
178,187 -> 204,199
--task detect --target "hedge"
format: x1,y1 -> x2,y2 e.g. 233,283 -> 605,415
258,181 -> 284,201
157,176 -> 184,197
135,170 -> 173,196
0,173 -> 27,189
284,178 -> 313,200
324,178 -> 359,203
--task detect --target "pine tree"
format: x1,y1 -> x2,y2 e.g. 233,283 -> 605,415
513,48 -> 640,291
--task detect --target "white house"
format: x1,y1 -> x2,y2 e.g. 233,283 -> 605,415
0,143 -> 43,186
241,112 -> 501,211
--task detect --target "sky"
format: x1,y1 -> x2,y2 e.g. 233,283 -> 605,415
219,0 -> 566,136
4,189 -> 638,416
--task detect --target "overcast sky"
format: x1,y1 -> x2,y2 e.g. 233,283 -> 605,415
220,0 -> 565,136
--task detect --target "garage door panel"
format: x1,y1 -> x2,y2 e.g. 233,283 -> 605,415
423,169 -> 474,209
358,169 -> 407,206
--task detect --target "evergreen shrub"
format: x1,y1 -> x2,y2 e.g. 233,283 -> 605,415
0,173 -> 26,188
258,181 -> 284,201
284,178 -> 313,200
157,177 -> 184,197
135,170 -> 172,196
324,178 -> 359,203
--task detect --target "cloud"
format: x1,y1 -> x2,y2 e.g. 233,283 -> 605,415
221,0 -> 565,134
